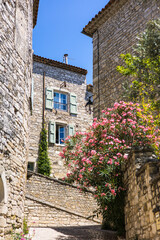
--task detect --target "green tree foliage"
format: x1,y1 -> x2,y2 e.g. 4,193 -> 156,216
38,128 -> 51,176
117,19 -> 160,112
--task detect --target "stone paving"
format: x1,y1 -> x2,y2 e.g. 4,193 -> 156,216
29,226 -> 118,240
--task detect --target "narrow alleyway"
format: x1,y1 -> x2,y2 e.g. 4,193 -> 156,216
30,226 -> 118,240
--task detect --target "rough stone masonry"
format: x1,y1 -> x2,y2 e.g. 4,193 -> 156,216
0,0 -> 39,238
82,0 -> 160,118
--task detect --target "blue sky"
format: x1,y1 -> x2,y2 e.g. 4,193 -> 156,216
33,0 -> 109,84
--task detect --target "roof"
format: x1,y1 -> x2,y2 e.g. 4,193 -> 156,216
33,55 -> 88,75
82,0 -> 123,37
33,0 -> 40,28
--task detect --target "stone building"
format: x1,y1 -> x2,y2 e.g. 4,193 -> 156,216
82,0 -> 160,118
0,0 -> 39,238
28,54 -> 93,178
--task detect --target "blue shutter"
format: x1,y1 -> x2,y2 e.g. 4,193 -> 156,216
46,88 -> 53,110
49,121 -> 55,143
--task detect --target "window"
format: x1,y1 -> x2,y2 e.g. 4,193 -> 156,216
49,122 -> 74,145
45,88 -> 77,114
27,162 -> 34,171
56,125 -> 66,144
54,92 -> 67,111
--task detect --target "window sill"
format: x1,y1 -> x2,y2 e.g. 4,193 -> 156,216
55,144 -> 65,147
55,109 -> 69,115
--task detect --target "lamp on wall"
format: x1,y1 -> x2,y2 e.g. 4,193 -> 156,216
85,96 -> 93,115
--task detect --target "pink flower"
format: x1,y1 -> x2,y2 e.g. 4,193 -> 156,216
101,193 -> 106,196
115,161 -> 120,166
117,153 -> 122,157
59,152 -> 64,157
91,150 -> 96,155
123,154 -> 128,160
110,189 -> 116,196
107,159 -> 113,165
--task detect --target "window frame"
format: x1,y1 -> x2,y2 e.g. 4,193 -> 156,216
56,124 -> 66,145
54,91 -> 68,112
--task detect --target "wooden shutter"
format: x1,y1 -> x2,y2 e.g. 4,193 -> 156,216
69,125 -> 74,136
70,93 -> 77,114
49,121 -> 55,143
46,88 -> 53,110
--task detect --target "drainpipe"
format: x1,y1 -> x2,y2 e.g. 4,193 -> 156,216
31,77 -> 34,115
97,30 -> 100,119
42,71 -> 45,128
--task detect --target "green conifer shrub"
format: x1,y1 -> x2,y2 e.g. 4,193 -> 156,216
37,128 -> 51,176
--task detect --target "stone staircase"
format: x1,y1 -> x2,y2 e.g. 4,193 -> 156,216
25,171 -> 101,227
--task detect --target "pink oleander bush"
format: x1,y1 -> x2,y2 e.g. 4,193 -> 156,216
60,101 -> 160,234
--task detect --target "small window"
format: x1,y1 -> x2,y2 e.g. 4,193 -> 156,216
54,92 -> 67,111
27,162 -> 34,171
56,125 -> 66,144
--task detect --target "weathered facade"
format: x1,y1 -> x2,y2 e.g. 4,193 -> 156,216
82,0 -> 160,118
28,55 -> 93,178
0,0 -> 39,238
124,150 -> 160,240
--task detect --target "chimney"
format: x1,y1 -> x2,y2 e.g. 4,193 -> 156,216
63,54 -> 68,64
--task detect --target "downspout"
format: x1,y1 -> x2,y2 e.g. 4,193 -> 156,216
97,30 -> 100,119
31,77 -> 34,115
42,71 -> 45,128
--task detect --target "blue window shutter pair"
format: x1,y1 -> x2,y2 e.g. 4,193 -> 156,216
48,123 -> 74,144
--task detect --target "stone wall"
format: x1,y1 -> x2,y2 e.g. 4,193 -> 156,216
92,0 -> 160,118
29,60 -> 93,178
0,0 -> 33,238
25,172 -> 101,227
124,150 -> 160,240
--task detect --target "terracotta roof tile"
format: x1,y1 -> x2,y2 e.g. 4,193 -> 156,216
33,55 -> 88,75
33,0 -> 39,28
82,0 -> 122,37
